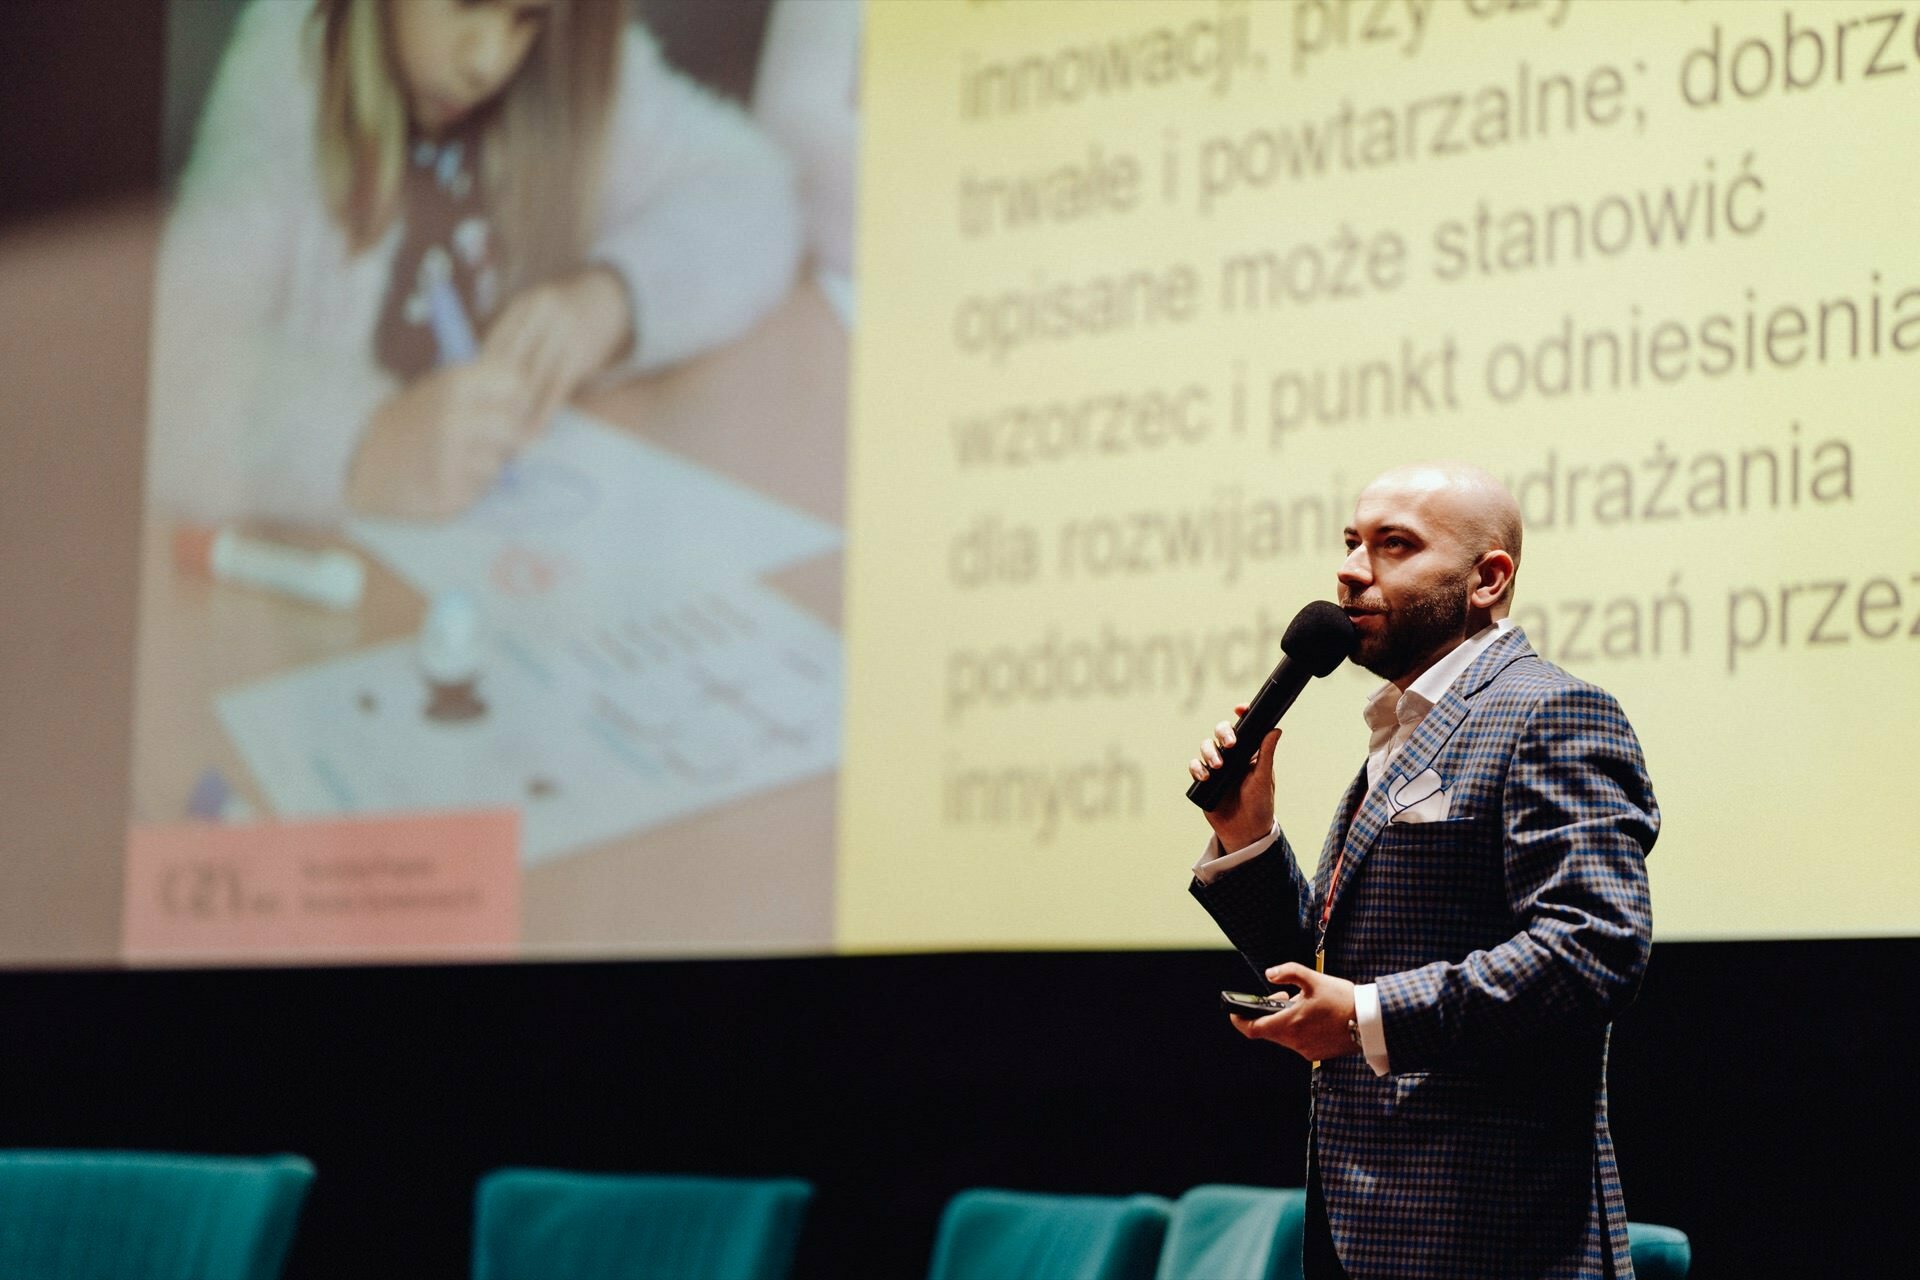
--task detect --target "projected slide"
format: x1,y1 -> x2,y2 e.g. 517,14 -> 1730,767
837,0 -> 1920,948
116,0 -> 1918,966
127,0 -> 859,962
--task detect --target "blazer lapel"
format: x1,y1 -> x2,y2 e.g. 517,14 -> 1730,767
1326,628 -> 1537,921
1314,763 -> 1370,901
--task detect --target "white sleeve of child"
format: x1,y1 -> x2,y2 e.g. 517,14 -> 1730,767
589,25 -> 804,375
148,0 -> 390,528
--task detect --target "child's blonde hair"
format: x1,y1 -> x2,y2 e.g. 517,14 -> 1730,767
308,0 -> 622,293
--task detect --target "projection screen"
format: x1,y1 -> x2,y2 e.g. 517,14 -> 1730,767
15,0 -> 1906,965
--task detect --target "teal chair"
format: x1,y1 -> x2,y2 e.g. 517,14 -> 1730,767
1627,1221 -> 1692,1279
0,1149 -> 313,1280
927,1189 -> 1171,1280
1155,1185 -> 1305,1280
472,1169 -> 813,1280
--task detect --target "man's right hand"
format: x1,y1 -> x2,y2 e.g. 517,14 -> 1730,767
1188,702 -> 1281,853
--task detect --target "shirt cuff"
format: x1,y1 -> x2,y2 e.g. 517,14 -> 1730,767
1192,823 -> 1281,885
1353,982 -> 1391,1076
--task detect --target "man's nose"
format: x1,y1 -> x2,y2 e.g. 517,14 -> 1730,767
1337,545 -> 1371,591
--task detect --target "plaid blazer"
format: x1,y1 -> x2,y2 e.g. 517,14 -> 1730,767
1192,627 -> 1657,1279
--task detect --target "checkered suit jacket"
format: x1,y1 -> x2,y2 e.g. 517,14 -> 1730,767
1191,627 -> 1657,1279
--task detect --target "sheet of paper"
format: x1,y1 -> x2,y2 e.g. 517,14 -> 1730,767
216,581 -> 842,864
347,409 -> 841,629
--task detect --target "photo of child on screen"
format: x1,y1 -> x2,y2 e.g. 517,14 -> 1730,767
150,0 -> 801,526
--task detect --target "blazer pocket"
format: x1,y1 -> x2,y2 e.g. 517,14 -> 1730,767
1383,1070 -> 1553,1145
1371,815 -> 1489,850
1388,788 -> 1450,824
1367,817 -> 1503,908
1383,1069 -> 1460,1127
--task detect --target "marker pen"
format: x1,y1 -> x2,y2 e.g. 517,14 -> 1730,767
173,524 -> 366,611
427,273 -> 480,364
428,269 -> 520,491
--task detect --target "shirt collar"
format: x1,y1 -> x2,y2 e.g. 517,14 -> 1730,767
1408,616 -> 1513,704
1363,618 -> 1514,737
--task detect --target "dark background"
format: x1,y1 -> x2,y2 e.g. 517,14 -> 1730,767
1,3 -> 1914,1277
1,942 -> 1913,1279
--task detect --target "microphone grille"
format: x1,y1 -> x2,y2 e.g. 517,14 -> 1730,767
1281,601 -> 1357,677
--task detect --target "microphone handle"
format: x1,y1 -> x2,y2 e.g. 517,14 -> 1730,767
1186,658 -> 1313,812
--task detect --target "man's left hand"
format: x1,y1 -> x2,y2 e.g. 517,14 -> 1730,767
1228,962 -> 1359,1062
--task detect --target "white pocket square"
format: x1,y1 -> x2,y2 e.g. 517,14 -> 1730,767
1388,767 -> 1450,824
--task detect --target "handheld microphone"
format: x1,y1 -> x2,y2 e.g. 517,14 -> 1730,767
1185,600 -> 1357,812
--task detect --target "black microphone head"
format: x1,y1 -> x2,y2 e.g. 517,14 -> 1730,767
1280,600 -> 1357,677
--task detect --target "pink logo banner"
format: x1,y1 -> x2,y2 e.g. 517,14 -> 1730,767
124,810 -> 520,965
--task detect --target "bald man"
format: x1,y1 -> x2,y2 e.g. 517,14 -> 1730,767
1188,463 -> 1658,1280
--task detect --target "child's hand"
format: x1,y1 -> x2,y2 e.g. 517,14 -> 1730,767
482,267 -> 633,433
346,269 -> 630,520
347,362 -> 537,519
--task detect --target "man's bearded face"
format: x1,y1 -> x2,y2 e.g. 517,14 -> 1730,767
1343,559 -> 1474,682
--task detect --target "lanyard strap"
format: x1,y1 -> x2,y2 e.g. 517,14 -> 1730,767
1309,834 -> 1354,1069
1316,779 -> 1368,964
1315,845 -> 1348,970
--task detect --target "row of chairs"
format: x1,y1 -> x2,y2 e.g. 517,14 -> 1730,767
926,1187 -> 1693,1280
0,1150 -> 1693,1279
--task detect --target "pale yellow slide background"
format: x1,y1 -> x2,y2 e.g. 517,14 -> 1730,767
840,0 -> 1920,949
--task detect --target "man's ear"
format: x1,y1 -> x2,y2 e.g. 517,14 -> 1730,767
1470,550 -> 1516,608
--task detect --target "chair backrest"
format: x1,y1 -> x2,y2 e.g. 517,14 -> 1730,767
927,1188 -> 1171,1280
472,1169 -> 813,1280
1627,1221 -> 1692,1279
1155,1185 -> 1305,1280
0,1149 -> 313,1280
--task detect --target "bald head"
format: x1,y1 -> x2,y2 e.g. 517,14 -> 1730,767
1357,462 -> 1523,606
1337,462 -> 1522,683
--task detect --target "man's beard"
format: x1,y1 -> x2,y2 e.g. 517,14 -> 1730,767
1348,570 -> 1472,681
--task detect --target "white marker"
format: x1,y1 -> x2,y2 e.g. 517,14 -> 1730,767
419,590 -> 483,685
418,590 -> 488,721
427,265 -> 523,491
173,525 -> 365,611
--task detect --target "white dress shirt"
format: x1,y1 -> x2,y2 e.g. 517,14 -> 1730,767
1195,618 -> 1514,1075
